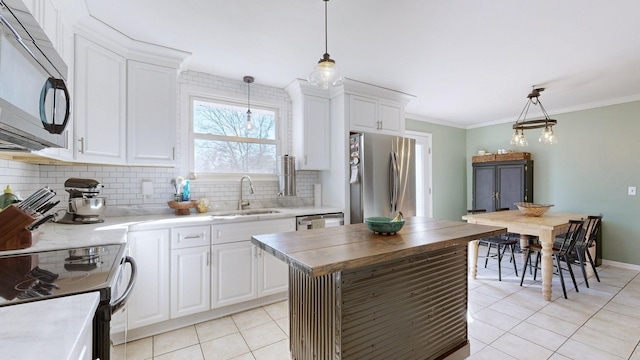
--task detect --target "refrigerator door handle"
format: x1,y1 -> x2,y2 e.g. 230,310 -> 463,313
389,152 -> 400,215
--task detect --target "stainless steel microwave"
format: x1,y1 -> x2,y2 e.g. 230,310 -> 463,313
0,0 -> 70,151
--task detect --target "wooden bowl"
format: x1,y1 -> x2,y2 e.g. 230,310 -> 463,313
167,200 -> 197,215
514,202 -> 554,217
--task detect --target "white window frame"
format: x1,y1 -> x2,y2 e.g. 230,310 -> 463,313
180,84 -> 288,181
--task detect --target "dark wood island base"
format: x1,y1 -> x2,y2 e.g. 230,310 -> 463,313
252,217 -> 505,360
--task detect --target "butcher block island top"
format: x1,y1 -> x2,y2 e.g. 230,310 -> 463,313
252,216 -> 506,277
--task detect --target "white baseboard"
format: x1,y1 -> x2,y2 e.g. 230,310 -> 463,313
601,259 -> 640,271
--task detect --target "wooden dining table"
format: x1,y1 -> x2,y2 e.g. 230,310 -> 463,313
462,210 -> 588,301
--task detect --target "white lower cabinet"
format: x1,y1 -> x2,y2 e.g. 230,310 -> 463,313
170,225 -> 211,318
170,246 -> 210,318
211,241 -> 257,308
114,218 -> 295,333
126,229 -> 170,329
257,247 -> 289,297
211,218 -> 294,309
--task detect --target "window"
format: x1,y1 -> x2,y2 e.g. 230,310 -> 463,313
191,98 -> 278,176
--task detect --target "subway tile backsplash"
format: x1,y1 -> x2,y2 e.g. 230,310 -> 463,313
1,161 -> 318,216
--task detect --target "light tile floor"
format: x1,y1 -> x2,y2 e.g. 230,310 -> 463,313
114,246 -> 640,360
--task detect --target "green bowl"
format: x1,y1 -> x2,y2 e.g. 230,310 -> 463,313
364,217 -> 405,235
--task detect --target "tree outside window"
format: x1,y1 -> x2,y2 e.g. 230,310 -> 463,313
192,99 -> 277,174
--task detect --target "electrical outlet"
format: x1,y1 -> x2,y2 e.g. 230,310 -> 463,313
628,186 -> 637,196
142,180 -> 154,202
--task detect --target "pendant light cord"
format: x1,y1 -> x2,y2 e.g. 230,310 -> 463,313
324,0 -> 328,54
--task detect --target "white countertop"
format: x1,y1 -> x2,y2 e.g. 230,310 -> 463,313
1,206 -> 343,256
0,291 -> 100,360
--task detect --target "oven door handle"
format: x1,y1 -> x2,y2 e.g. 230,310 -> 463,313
111,256 -> 137,313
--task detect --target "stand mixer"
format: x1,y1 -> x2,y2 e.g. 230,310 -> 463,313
56,178 -> 107,224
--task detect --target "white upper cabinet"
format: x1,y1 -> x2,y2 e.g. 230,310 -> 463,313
69,19 -> 188,165
349,95 -> 405,135
349,95 -> 378,131
127,60 -> 177,166
285,79 -> 331,170
74,34 -> 127,164
344,80 -> 413,136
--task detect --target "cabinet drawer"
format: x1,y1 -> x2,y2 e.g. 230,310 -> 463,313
213,218 -> 295,244
171,226 -> 211,249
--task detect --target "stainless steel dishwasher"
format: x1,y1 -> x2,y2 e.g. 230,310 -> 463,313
296,212 -> 344,230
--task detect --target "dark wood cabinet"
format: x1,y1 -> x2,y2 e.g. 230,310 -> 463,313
472,160 -> 533,212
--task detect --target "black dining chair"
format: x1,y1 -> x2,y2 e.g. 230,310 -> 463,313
520,219 -> 585,299
571,215 -> 603,288
468,208 -> 519,281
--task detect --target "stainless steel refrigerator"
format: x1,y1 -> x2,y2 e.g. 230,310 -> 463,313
349,132 -> 416,223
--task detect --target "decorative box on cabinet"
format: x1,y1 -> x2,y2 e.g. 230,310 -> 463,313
472,160 -> 533,212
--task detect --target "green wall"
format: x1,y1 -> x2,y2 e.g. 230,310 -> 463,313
408,100 -> 640,265
406,119 -> 467,221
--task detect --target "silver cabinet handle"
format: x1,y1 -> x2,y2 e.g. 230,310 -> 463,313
78,137 -> 84,153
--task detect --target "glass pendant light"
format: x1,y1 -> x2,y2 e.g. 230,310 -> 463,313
510,128 -> 528,147
308,0 -> 344,89
244,76 -> 254,131
539,125 -> 557,144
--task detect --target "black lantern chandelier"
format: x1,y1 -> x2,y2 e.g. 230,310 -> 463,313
510,87 -> 558,146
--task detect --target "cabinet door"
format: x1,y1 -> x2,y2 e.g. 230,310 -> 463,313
74,35 -> 126,164
171,246 -> 210,318
211,242 -> 257,308
472,164 -> 497,212
497,163 -> 530,209
127,60 -> 177,166
379,100 -> 403,133
300,95 -> 331,170
350,95 -> 378,131
126,229 -> 170,329
257,248 -> 288,297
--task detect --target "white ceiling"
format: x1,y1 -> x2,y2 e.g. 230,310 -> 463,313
83,0 -> 640,128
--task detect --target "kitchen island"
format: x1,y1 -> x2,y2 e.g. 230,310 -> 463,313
252,217 -> 505,360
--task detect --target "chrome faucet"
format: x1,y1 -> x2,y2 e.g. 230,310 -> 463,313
239,175 -> 255,210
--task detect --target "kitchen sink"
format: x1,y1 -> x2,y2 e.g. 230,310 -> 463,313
210,209 -> 281,217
